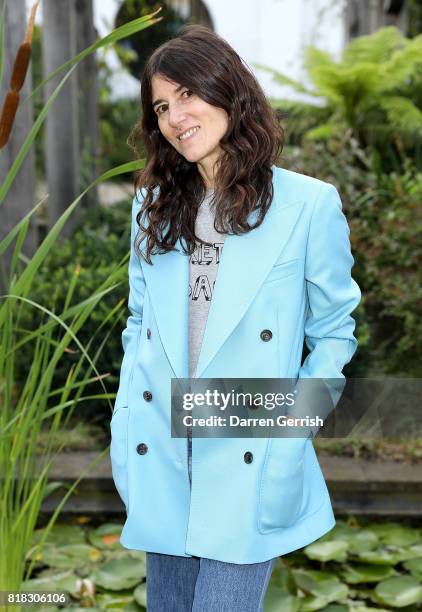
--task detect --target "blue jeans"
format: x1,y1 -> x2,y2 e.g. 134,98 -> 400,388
146,436 -> 276,610
146,552 -> 277,611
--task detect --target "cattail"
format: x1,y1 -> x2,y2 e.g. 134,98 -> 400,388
0,91 -> 20,148
0,0 -> 40,150
10,44 -> 32,92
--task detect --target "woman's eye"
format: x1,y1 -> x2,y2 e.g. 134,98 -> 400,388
155,90 -> 192,116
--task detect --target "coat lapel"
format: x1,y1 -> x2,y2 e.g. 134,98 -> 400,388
140,238 -> 190,380
195,196 -> 304,378
140,170 -> 305,381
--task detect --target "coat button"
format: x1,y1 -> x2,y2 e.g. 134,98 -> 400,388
147,328 -> 151,339
244,451 -> 253,464
136,443 -> 148,455
260,329 -> 273,342
143,390 -> 152,402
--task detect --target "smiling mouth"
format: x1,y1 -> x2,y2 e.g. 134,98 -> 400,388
177,126 -> 200,142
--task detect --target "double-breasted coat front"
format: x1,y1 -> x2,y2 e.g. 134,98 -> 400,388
110,165 -> 361,564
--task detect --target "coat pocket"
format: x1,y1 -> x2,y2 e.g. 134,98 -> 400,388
257,438 -> 306,533
110,405 -> 130,512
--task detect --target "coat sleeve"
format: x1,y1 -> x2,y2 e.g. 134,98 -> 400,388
113,193 -> 146,413
286,182 -> 361,439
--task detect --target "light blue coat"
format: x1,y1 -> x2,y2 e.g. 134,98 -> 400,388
110,165 -> 361,564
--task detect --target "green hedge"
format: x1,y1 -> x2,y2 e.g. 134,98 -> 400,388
281,132 -> 421,377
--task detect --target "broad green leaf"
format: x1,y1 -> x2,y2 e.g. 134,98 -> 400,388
357,546 -> 419,565
22,569 -> 80,597
408,543 -> 422,557
299,592 -> 343,611
374,575 -> 422,607
264,586 -> 300,612
370,523 -> 421,546
292,569 -> 336,593
133,581 -> 147,608
269,565 -> 296,592
402,557 -> 422,578
39,543 -> 102,568
30,524 -> 86,550
340,563 -> 396,584
310,580 -> 348,602
93,555 -> 145,591
304,540 -> 349,562
96,592 -> 138,610
87,523 -> 126,551
291,569 -> 348,605
319,526 -> 379,554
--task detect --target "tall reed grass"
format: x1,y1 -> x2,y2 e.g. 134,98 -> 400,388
0,1 -> 157,604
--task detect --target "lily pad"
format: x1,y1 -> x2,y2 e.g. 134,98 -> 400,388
321,525 -> 379,553
374,575 -> 422,607
299,591 -> 346,611
402,557 -> 422,579
268,565 -> 296,592
357,547 -> 416,565
93,555 -> 146,591
125,550 -> 147,565
304,541 -> 349,562
30,524 -> 86,548
96,592 -> 140,610
291,569 -> 348,603
22,569 -> 80,598
370,523 -> 421,547
40,543 -> 103,568
311,580 -> 348,602
133,581 -> 147,608
340,563 -> 396,584
88,523 -> 125,550
292,569 -> 337,593
346,531 -> 379,554
263,586 -> 300,612
407,543 -> 422,557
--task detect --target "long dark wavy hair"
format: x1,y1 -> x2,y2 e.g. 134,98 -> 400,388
128,24 -> 284,264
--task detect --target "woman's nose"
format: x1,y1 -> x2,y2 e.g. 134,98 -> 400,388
167,105 -> 187,127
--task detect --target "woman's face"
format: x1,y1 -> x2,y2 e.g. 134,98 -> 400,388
151,74 -> 229,185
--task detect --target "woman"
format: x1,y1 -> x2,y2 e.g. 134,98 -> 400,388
110,24 -> 361,611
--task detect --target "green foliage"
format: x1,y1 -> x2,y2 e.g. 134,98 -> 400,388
14,199 -> 132,426
259,26 -> 422,170
0,2 -> 155,598
281,130 -> 421,376
22,518 -> 422,611
115,0 -> 186,79
99,98 -> 144,175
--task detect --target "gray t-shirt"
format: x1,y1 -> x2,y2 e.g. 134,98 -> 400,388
189,189 -> 226,378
